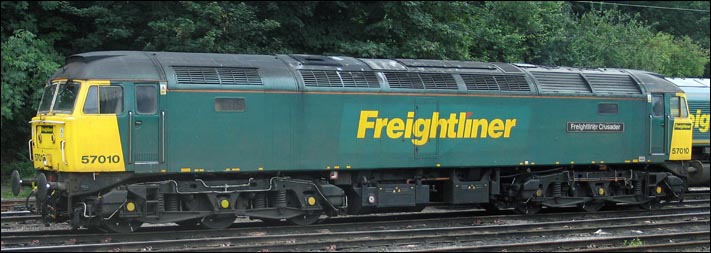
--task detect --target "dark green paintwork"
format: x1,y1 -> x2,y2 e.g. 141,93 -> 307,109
48,51 -> 685,174
155,92 -> 648,173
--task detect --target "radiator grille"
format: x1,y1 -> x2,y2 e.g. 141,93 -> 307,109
384,72 -> 458,89
530,72 -> 591,94
584,73 -> 641,95
460,74 -> 530,91
174,66 -> 262,85
300,70 -> 379,88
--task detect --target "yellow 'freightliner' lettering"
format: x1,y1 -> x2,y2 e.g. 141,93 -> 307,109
356,110 -> 517,146
689,109 -> 710,133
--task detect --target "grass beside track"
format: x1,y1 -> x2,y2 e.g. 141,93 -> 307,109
1,184 -> 32,200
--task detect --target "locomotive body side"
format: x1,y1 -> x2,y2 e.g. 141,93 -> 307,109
14,51 -> 693,232
164,91 -> 651,172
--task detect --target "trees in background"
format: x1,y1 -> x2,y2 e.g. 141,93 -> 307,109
1,29 -> 61,165
1,1 -> 709,167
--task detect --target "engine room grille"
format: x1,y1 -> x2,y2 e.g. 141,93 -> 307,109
300,70 -> 379,88
384,72 -> 458,90
688,101 -> 710,118
460,74 -> 530,91
584,73 -> 641,95
173,66 -> 262,85
530,72 -> 592,94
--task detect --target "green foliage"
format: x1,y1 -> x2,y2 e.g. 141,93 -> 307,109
0,161 -> 34,184
1,30 -> 61,163
569,1 -> 710,76
624,238 -> 644,247
573,1 -> 709,50
561,10 -> 709,77
254,1 -> 475,59
633,33 -> 709,77
564,10 -> 649,68
0,160 -> 34,200
467,1 -> 574,63
144,2 -> 282,53
1,184 -> 33,199
369,1 -> 474,59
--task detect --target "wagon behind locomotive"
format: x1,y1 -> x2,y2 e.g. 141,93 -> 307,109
666,77 -> 710,187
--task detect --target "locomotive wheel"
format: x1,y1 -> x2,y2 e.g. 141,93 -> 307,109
199,214 -> 236,229
513,201 -> 541,215
288,212 -> 321,225
578,201 -> 605,212
100,218 -> 143,233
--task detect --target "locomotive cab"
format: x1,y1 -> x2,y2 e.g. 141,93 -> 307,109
649,92 -> 693,162
30,80 -> 128,173
16,79 -> 132,226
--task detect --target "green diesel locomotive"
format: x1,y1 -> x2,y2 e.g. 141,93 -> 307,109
13,51 -> 694,232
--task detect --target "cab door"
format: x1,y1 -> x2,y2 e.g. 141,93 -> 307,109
668,94 -> 693,160
650,93 -> 693,161
650,94 -> 667,159
130,83 -> 161,170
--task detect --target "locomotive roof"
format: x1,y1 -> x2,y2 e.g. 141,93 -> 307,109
52,51 -> 683,96
666,77 -> 710,102
665,77 -> 710,88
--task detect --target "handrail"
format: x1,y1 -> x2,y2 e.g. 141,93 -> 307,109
28,139 -> 34,161
28,120 -> 66,125
649,114 -> 653,155
128,111 -> 133,164
61,140 -> 67,164
161,110 -> 165,163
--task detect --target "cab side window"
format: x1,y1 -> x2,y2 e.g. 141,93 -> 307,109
670,96 -> 680,117
652,95 -> 664,117
135,86 -> 157,114
83,86 -> 124,114
680,97 -> 689,117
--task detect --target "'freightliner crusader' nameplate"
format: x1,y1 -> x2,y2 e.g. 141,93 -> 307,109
567,122 -> 624,132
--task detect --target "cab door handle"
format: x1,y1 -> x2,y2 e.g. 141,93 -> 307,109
135,120 -> 143,126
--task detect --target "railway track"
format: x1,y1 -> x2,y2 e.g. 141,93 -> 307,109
0,198 -> 35,224
2,190 -> 708,251
1,201 -> 708,252
1,192 -> 708,230
0,199 -> 33,212
0,211 -> 37,223
2,191 -> 708,226
413,232 -> 709,252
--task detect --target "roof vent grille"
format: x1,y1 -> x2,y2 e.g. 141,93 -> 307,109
174,66 -> 262,85
384,72 -> 457,89
460,74 -> 530,91
530,72 -> 591,94
584,73 -> 641,95
300,70 -> 379,88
